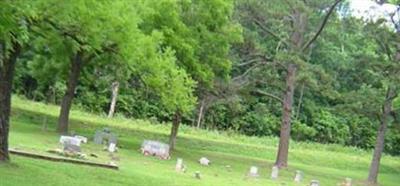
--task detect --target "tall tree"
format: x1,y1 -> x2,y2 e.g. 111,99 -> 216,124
366,5 -> 400,183
139,0 -> 242,150
37,0 -> 145,133
234,0 -> 342,168
0,0 -> 42,161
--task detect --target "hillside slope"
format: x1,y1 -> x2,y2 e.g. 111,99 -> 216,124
0,97 -> 399,186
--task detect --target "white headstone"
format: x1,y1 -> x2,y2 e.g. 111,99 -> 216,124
108,143 -> 116,153
294,170 -> 302,182
74,135 -> 87,143
60,136 -> 81,146
271,166 -> 279,179
248,166 -> 259,177
310,180 -> 320,186
199,157 -> 210,166
176,158 -> 184,172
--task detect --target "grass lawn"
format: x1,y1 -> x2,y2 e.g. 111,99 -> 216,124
0,96 -> 399,186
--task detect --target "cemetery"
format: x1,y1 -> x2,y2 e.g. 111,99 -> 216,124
1,0 -> 400,186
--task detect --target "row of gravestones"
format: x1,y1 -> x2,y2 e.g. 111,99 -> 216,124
251,165 -> 352,186
174,158 -> 353,186
59,128 -> 118,155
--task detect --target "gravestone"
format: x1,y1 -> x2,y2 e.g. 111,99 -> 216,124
60,136 -> 81,146
141,140 -> 170,159
176,158 -> 184,172
271,166 -> 279,180
294,170 -> 302,182
108,143 -> 116,153
63,143 -> 81,152
94,130 -> 103,144
194,171 -> 201,179
310,180 -> 320,186
59,136 -> 81,153
93,128 -> 118,146
74,135 -> 88,143
199,157 -> 210,166
248,166 -> 259,177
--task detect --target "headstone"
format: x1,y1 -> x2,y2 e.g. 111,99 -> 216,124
271,166 -> 279,180
63,143 -> 81,153
94,128 -> 118,145
108,143 -> 116,153
199,157 -> 210,166
344,178 -> 352,186
294,170 -> 302,182
248,166 -> 259,177
74,135 -> 88,143
310,180 -> 320,186
60,136 -> 81,146
94,130 -> 103,144
194,171 -> 201,179
108,134 -> 118,145
141,140 -> 170,159
176,158 -> 184,172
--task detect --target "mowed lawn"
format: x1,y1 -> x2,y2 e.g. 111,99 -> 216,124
0,97 -> 399,186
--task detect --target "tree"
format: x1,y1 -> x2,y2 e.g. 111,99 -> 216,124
0,0 -> 42,161
234,0 -> 343,168
139,0 -> 241,150
37,0 -> 145,134
366,5 -> 400,183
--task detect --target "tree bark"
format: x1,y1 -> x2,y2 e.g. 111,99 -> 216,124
367,87 -> 396,184
169,111 -> 181,151
196,99 -> 205,129
107,81 -> 119,118
57,51 -> 84,134
275,63 -> 297,168
0,41 -> 21,162
295,83 -> 305,120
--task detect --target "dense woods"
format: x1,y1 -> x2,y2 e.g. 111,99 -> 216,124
1,0 -> 399,184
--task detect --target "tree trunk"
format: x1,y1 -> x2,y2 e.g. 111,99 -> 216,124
107,81 -> 120,118
275,63 -> 297,168
367,87 -> 396,184
169,111 -> 181,151
57,51 -> 84,134
295,83 -> 305,120
196,99 -> 205,129
0,41 -> 21,162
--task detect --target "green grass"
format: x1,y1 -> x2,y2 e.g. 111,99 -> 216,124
0,96 -> 399,186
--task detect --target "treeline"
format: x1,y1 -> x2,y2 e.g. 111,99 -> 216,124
1,0 -> 399,184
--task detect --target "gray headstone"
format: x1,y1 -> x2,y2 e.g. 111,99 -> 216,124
94,128 -> 118,145
310,180 -> 320,186
194,171 -> 201,179
63,143 -> 81,152
108,134 -> 117,145
141,140 -> 170,159
94,130 -> 103,144
294,170 -> 302,182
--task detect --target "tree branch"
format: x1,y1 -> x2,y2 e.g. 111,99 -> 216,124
302,0 -> 343,51
253,18 -> 289,46
254,90 -> 283,103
